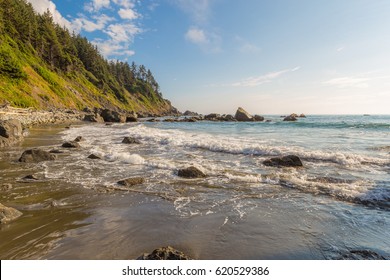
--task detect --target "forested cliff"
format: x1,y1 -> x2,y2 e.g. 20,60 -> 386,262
0,0 -> 176,115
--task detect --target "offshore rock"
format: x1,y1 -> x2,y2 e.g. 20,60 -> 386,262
263,155 -> 303,167
117,177 -> 145,187
74,136 -> 84,142
283,115 -> 298,121
0,119 -> 23,147
235,107 -> 253,122
253,115 -> 265,122
178,166 -> 206,178
137,246 -> 192,260
122,137 -> 141,144
19,149 -> 56,163
204,113 -> 221,120
0,203 -> 23,224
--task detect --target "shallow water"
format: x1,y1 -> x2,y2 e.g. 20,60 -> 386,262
0,116 -> 389,259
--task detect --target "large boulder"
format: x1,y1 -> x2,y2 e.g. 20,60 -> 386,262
83,114 -> 104,123
0,119 -> 23,147
19,149 -> 56,163
126,116 -> 138,123
204,113 -> 220,120
178,166 -> 206,178
263,155 -> 303,167
0,203 -> 23,224
137,246 -> 192,260
100,109 -> 126,123
117,177 -> 145,187
235,107 -> 253,122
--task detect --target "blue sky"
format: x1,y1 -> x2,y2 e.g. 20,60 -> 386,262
27,0 -> 390,114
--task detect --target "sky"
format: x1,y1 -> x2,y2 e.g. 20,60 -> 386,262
26,0 -> 390,114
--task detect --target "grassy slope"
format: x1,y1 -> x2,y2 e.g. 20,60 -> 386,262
0,35 -> 173,115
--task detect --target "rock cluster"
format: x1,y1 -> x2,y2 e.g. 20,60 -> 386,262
137,246 -> 192,260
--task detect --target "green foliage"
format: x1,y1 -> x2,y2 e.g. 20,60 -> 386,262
0,42 -> 27,79
0,0 -> 170,114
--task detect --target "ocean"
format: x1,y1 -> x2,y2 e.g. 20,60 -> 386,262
0,115 -> 389,259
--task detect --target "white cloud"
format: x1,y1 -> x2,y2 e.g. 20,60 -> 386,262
113,0 -> 135,9
239,42 -> 261,54
85,0 -> 111,12
232,67 -> 300,87
324,77 -> 370,88
72,14 -> 114,33
27,0 -> 72,29
104,23 -> 142,43
93,39 -> 135,57
118,8 -> 139,20
185,28 -> 208,45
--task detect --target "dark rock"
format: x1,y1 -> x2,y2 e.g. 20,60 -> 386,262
253,115 -> 265,122
100,109 -> 126,123
178,166 -> 206,178
88,154 -> 102,160
0,119 -> 23,147
183,110 -> 199,116
263,155 -> 303,167
126,115 -> 138,122
49,149 -> 64,154
205,113 -> 221,120
117,177 -> 145,187
19,149 -> 56,163
222,114 -> 236,121
0,203 -> 23,224
338,250 -> 388,260
122,137 -> 141,144
235,107 -> 253,122
83,114 -> 104,123
22,174 -> 39,180
137,246 -> 192,260
299,113 -> 306,118
74,136 -> 84,142
283,115 -> 298,121
265,120 -> 272,122
65,126 -> 71,129
62,141 -> 80,148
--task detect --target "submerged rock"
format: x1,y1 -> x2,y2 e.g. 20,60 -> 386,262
0,203 -> 23,224
122,137 -> 141,144
88,154 -> 102,160
178,166 -> 206,178
235,107 -> 253,122
74,136 -> 84,142
337,250 -> 388,260
19,149 -> 56,163
62,141 -> 80,148
117,177 -> 145,187
263,155 -> 303,167
22,174 -> 39,180
137,246 -> 192,260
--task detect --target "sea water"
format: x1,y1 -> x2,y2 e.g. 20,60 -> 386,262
0,115 -> 389,259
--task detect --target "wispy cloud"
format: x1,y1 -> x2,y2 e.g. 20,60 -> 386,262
85,0 -> 111,12
185,27 -> 221,53
324,76 -> 370,88
172,0 -> 213,24
118,8 -> 139,20
232,67 -> 300,87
